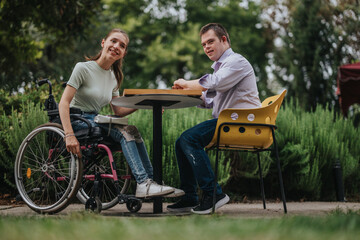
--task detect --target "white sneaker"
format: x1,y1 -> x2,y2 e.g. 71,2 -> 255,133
164,188 -> 185,198
135,179 -> 175,198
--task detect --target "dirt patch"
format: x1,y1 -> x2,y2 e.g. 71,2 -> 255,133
0,194 -> 23,206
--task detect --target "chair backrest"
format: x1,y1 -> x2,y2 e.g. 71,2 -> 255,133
207,89 -> 287,149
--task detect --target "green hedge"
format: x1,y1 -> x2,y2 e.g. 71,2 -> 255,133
0,99 -> 359,201
0,102 -> 48,192
275,101 -> 360,200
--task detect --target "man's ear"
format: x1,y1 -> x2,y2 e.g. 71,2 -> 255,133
221,35 -> 227,43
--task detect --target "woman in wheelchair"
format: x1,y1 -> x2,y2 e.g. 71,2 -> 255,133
59,28 -> 180,199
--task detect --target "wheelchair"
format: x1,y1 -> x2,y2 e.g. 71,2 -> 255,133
14,79 -> 142,214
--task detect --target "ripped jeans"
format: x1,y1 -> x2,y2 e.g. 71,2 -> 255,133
72,113 -> 153,184
175,118 -> 222,202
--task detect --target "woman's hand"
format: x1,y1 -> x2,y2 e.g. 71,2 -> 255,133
65,135 -> 82,158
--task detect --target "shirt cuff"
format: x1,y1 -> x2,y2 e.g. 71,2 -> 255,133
197,90 -> 214,109
199,74 -> 209,88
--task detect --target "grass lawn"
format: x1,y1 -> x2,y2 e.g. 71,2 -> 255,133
0,210 -> 359,240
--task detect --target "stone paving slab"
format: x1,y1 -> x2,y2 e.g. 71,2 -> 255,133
1,202 -> 359,218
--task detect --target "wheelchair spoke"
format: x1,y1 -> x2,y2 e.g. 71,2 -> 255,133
15,124 -> 83,214
77,151 -> 130,210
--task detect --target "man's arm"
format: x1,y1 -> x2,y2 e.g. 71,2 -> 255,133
172,78 -> 207,91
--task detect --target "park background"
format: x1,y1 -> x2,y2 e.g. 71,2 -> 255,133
0,0 -> 359,203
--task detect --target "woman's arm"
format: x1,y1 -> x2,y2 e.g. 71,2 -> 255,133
59,85 -> 82,158
110,96 -> 137,117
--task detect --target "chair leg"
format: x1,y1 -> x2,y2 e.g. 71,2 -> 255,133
272,128 -> 287,214
257,152 -> 266,209
212,147 -> 220,214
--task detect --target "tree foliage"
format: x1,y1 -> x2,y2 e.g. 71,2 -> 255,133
0,0 -> 102,91
112,0 -> 272,98
263,0 -> 360,110
1,0 -> 359,108
1,0 -> 272,99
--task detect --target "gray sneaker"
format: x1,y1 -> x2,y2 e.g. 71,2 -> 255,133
135,179 -> 174,198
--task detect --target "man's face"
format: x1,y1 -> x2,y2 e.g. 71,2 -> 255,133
201,30 -> 229,61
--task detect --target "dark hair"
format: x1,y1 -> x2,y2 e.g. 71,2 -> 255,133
86,28 -> 129,90
199,23 -> 231,46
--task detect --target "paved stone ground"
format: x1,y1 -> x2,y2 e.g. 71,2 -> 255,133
1,201 -> 359,218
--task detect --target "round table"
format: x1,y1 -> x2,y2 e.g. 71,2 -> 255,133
112,93 -> 202,213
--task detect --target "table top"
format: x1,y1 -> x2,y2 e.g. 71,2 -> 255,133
123,89 -> 202,96
111,89 -> 203,109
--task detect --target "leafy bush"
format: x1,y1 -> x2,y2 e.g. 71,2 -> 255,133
275,100 -> 360,200
0,79 -> 64,116
0,102 -> 47,193
0,96 -> 359,201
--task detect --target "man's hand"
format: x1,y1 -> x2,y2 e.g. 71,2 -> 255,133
172,78 -> 207,91
172,78 -> 187,89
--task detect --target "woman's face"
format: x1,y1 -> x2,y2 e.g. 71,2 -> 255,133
101,32 -> 129,61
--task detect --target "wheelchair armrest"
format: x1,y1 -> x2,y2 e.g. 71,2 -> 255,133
48,111 -> 94,138
70,114 -> 93,137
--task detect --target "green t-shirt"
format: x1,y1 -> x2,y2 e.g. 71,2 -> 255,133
67,61 -> 120,113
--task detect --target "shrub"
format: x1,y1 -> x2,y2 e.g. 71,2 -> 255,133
0,102 -> 47,193
1,96 -> 359,201
275,100 -> 360,200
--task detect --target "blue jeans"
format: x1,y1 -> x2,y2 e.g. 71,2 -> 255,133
72,113 -> 153,183
175,118 -> 222,202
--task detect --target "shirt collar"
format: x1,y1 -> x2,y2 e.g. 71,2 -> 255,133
211,48 -> 233,69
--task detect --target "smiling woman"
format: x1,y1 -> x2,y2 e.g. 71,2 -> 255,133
58,28 -> 180,199
85,29 -> 129,88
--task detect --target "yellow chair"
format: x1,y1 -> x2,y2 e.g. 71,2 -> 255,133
207,89 -> 287,213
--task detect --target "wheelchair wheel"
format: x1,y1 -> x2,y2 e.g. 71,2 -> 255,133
14,123 -> 83,214
126,198 -> 142,213
85,196 -> 102,213
76,151 -> 131,210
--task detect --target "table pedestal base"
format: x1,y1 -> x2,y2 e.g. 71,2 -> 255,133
153,103 -> 163,213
